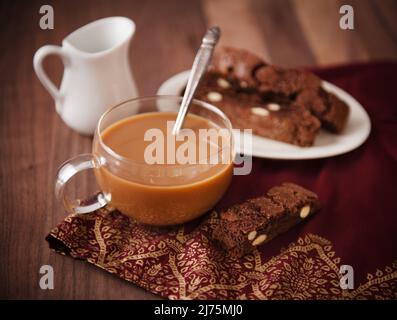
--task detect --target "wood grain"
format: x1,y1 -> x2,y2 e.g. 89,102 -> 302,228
202,0 -> 271,61
0,0 -> 396,299
292,0 -> 369,64
250,0 -> 317,66
350,0 -> 397,60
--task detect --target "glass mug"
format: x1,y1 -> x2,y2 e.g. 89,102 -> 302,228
55,96 -> 234,226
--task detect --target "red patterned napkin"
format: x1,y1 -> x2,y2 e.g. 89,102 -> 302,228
47,62 -> 397,299
47,208 -> 396,299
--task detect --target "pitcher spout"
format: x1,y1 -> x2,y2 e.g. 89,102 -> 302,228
63,17 -> 135,56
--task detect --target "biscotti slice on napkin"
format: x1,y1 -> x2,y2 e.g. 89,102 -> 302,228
211,182 -> 320,258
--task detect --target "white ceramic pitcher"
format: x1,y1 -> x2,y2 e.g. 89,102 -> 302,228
33,17 -> 139,135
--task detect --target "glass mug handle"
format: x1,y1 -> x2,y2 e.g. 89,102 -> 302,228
55,154 -> 109,214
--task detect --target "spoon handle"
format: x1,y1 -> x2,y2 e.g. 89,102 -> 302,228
172,27 -> 221,135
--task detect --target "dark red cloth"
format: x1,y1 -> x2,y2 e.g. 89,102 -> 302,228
216,62 -> 397,282
47,62 -> 397,299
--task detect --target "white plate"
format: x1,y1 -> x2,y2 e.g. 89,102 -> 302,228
157,70 -> 371,160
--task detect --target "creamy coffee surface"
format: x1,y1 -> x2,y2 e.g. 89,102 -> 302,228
102,112 -> 223,163
95,112 -> 233,225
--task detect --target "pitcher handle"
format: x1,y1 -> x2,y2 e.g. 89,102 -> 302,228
33,45 -> 70,106
55,154 -> 109,214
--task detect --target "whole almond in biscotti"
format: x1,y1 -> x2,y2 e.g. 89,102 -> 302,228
252,234 -> 267,246
207,91 -> 223,102
251,107 -> 269,117
247,230 -> 257,241
217,78 -> 230,89
300,205 -> 311,219
267,103 -> 281,111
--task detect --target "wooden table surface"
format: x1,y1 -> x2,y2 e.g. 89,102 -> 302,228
1,0 -> 396,299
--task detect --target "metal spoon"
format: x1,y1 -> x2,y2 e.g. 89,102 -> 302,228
172,26 -> 221,136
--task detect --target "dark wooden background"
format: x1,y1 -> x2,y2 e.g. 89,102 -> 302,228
0,0 -> 396,299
